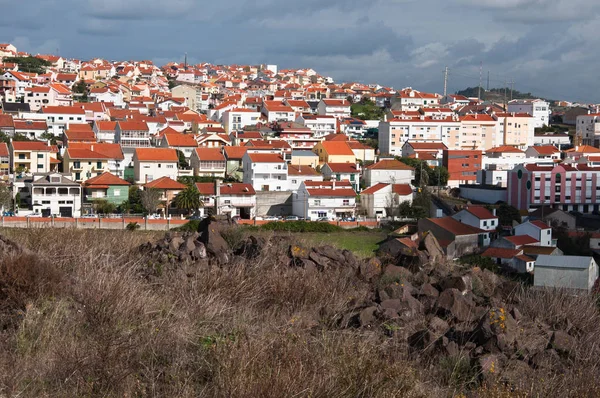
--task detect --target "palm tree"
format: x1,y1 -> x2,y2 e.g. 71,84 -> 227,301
174,185 -> 203,215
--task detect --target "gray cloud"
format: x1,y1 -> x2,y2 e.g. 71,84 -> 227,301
0,0 -> 598,102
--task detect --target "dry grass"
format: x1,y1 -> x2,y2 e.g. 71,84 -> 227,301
0,227 -> 599,397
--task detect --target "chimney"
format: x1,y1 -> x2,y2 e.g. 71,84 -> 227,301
492,208 -> 497,217
332,180 -> 336,189
91,145 -> 94,151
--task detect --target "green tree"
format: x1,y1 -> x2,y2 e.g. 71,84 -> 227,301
350,97 -> 385,120
92,199 -> 116,214
496,203 -> 521,226
3,56 -> 51,74
72,80 -> 88,102
0,183 -> 11,211
430,166 -> 449,186
122,185 -> 145,214
174,185 -> 203,215
176,150 -> 189,169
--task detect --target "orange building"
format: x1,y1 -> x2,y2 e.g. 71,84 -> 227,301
442,149 -> 482,187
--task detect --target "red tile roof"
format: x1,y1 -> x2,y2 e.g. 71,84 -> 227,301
83,172 -> 130,187
69,143 -> 124,160
366,159 -> 414,171
325,163 -> 359,173
247,153 -> 285,163
64,130 -> 96,142
135,148 -> 178,162
11,141 -> 52,151
95,121 -> 117,131
392,184 -> 413,196
464,206 -> 497,220
427,217 -> 485,236
406,141 -> 448,150
13,120 -> 47,130
42,106 -> 85,115
322,99 -> 351,107
164,133 -> 198,147
66,148 -> 110,159
307,188 -> 356,197
530,220 -> 550,229
288,164 -> 320,176
223,146 -> 248,159
0,142 -> 8,157
486,146 -> 524,154
194,148 -> 225,161
117,121 -> 149,131
319,141 -> 354,156
482,247 -> 521,259
144,177 -> 186,190
504,235 -> 539,246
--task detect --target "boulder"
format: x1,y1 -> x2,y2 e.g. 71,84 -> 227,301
168,236 -> 184,253
408,329 -> 437,350
479,353 -> 506,379
235,236 -> 264,259
191,243 -> 207,260
419,283 -> 439,299
474,307 -> 517,353
309,251 -> 331,269
549,330 -> 574,357
422,233 -> 444,263
429,317 -> 450,337
181,235 -> 197,254
436,288 -> 475,322
342,249 -> 358,269
383,265 -> 413,282
314,245 -> 347,264
358,257 -> 383,281
440,275 -> 472,293
359,306 -> 378,328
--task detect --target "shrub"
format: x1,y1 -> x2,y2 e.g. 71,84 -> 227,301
173,220 -> 200,232
126,222 -> 140,231
261,221 -> 343,233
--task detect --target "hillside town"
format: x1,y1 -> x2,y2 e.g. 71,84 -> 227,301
1,42 -> 600,292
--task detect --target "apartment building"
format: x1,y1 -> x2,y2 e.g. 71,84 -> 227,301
293,181 -> 357,221
507,99 -> 550,128
9,140 -> 58,173
317,99 -> 351,119
63,147 -> 110,183
494,112 -> 535,149
296,114 -> 336,138
189,147 -> 226,178
133,148 -> 178,184
222,108 -> 261,134
242,152 -> 288,192
443,150 -> 483,187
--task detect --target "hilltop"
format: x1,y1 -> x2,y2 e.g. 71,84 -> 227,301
456,87 -> 552,103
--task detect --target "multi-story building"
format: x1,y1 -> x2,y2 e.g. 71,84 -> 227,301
242,152 -> 288,192
457,114 -> 498,150
189,148 -> 226,178
9,140 -> 58,173
68,143 -> 125,177
494,112 -> 535,149
63,147 -> 110,183
261,100 -> 296,123
317,99 -> 351,119
222,108 -> 261,134
82,172 -> 130,205
133,148 -> 178,184
508,162 -> 600,213
312,141 -> 355,165
293,180 -> 356,221
25,173 -> 82,217
576,112 -> 600,146
525,145 -> 561,161
13,119 -> 48,140
478,146 -> 529,187
93,121 -> 117,143
364,159 -> 415,187
296,114 -> 336,139
443,149 -> 482,187
159,132 -> 198,160
320,163 -> 361,192
272,122 -> 321,151
34,106 -> 86,136
115,121 -> 151,148
0,142 -> 9,178
393,89 -> 440,110
507,99 -> 551,128
195,182 -> 257,219
359,183 -> 413,218
378,114 -> 460,156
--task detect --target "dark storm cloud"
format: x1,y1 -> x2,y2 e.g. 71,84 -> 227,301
0,0 -> 599,101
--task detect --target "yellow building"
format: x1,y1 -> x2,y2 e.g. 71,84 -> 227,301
312,141 -> 356,164
63,147 -> 110,183
10,141 -> 59,173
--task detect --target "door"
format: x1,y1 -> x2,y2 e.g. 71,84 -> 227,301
59,207 -> 72,217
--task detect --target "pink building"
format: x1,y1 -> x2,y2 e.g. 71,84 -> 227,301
508,163 -> 600,213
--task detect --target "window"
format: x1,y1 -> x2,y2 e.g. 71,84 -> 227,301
37,164 -> 43,169
18,154 -> 25,160
547,230 -> 551,235
37,154 -> 43,159
75,172 -> 81,180
158,164 -> 161,168
343,199 -> 350,206
96,162 -> 102,169
113,189 -> 121,196
483,221 -> 487,226
314,199 -> 321,206
166,164 -> 174,169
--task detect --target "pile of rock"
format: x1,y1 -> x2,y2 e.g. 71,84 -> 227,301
140,231 -> 208,264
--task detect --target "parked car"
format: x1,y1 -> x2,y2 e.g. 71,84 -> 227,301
148,214 -> 162,219
186,215 -> 204,220
343,217 -> 356,222
264,216 -> 278,221
285,216 -> 299,221
81,214 -> 98,218
27,213 -> 43,218
2,211 -> 14,217
316,217 -> 331,222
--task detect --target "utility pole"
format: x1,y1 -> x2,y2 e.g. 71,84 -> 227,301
503,80 -> 507,111
478,61 -> 482,101
486,71 -> 490,91
184,52 -> 188,71
509,80 -> 515,101
443,66 -> 448,97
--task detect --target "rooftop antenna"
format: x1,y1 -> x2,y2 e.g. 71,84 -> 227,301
184,52 -> 188,71
478,61 -> 482,101
443,66 -> 448,97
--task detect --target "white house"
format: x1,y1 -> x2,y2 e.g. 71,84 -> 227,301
93,121 -> 117,143
296,114 -> 337,139
293,180 -> 357,221
189,147 -> 226,178
160,132 -> 198,160
514,220 -> 553,247
287,164 -> 323,192
261,101 -> 296,123
317,99 -> 351,119
452,207 -> 498,246
364,159 -> 415,187
222,108 -> 261,134
89,87 -> 125,107
133,148 -> 178,184
242,152 -> 288,192
320,162 -> 361,193
534,255 -> 598,292
507,99 -> 551,128
27,172 -> 82,217
29,106 -> 86,136
525,145 -> 561,161
195,182 -> 257,219
359,183 -> 413,218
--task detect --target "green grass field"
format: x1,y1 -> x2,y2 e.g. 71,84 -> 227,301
301,230 -> 387,258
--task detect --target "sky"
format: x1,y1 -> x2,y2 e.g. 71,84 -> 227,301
1,0 -> 598,102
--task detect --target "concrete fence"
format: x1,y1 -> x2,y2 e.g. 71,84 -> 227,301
0,216 -> 189,231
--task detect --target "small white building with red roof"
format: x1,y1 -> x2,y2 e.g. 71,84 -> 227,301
293,180 -> 357,221
452,206 -> 499,232
359,183 -> 413,218
514,220 -> 554,247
